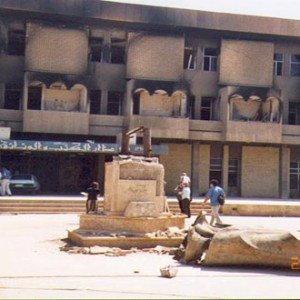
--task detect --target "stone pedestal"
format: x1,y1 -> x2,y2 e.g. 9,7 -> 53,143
68,155 -> 186,248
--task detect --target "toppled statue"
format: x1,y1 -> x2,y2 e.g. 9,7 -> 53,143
175,212 -> 300,269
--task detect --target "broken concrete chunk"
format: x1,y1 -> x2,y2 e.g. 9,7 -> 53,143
124,201 -> 159,217
183,228 -> 210,263
160,265 -> 178,278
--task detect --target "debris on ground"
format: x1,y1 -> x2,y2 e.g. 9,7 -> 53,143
160,265 -> 178,278
60,244 -> 179,256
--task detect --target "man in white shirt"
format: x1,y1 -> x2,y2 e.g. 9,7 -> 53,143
180,172 -> 191,186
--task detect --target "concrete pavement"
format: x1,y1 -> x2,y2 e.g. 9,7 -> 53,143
0,214 -> 299,299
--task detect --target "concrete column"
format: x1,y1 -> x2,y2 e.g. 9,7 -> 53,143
222,145 -> 229,193
191,142 -> 200,196
22,72 -> 28,110
199,144 -> 210,196
280,146 -> 290,199
281,91 -> 289,125
123,79 -> 134,129
194,95 -> 201,120
124,79 -> 134,117
101,90 -> 108,115
97,154 -> 105,192
0,83 -> 5,109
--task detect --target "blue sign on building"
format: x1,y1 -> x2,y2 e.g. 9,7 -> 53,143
0,139 -> 168,155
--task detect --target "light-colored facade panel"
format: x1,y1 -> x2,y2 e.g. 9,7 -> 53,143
199,144 -> 210,195
219,39 -> 274,87
226,121 -> 282,144
127,34 -> 184,80
160,143 -> 191,195
241,146 -> 279,198
25,23 -> 88,74
23,110 -> 89,135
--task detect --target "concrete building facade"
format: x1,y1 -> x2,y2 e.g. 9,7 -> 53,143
0,0 -> 299,197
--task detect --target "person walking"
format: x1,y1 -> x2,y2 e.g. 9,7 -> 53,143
202,179 -> 225,226
0,167 -> 12,196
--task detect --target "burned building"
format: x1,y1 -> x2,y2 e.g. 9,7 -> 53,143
0,0 -> 299,197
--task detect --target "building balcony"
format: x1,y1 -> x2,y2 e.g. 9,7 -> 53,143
0,109 -> 23,132
225,120 -> 282,144
282,124 -> 300,144
189,120 -> 223,141
129,115 -> 189,139
89,114 -> 125,136
23,110 -> 89,135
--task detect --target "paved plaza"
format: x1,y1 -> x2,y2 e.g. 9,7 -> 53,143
0,214 -> 299,299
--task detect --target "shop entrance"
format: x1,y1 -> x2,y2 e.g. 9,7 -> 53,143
0,151 -> 99,194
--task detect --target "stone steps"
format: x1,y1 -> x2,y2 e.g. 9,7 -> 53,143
0,199 -> 210,214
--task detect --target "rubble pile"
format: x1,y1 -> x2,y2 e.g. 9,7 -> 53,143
60,244 -> 178,256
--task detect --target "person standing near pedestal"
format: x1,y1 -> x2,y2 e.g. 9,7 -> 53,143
85,182 -> 101,214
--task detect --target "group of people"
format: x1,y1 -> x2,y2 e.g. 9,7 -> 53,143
175,172 -> 225,226
84,171 -> 225,226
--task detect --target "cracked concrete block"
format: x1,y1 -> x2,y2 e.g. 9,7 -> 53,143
124,201 -> 159,217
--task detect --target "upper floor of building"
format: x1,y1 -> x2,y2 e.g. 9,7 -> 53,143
0,1 -> 300,145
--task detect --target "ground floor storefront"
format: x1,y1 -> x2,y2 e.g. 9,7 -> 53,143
160,142 -> 300,199
0,137 -> 299,198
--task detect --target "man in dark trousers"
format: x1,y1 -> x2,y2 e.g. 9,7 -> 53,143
85,181 -> 101,214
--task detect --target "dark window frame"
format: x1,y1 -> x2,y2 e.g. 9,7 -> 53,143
201,97 -> 214,120
110,37 -> 126,64
4,84 -> 21,110
290,161 -> 300,190
89,37 -> 103,63
7,30 -> 25,56
209,157 -> 222,185
228,158 -> 239,187
273,53 -> 283,76
290,54 -> 300,76
203,48 -> 218,72
27,86 -> 42,110
107,91 -> 123,115
89,89 -> 102,115
184,46 -> 197,70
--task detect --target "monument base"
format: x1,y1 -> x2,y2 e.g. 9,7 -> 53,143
79,214 -> 185,234
68,214 -> 186,248
68,229 -> 184,249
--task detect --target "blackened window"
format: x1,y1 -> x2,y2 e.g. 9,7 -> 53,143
89,38 -> 103,62
28,86 -> 42,110
290,162 -> 300,190
133,93 -> 140,115
209,158 -> 222,185
203,48 -> 218,72
291,54 -> 300,76
228,159 -> 239,187
273,53 -> 283,76
188,95 -> 195,119
184,47 -> 197,70
7,30 -> 25,56
90,90 -> 101,114
288,102 -> 300,125
4,84 -> 21,110
107,91 -> 122,115
110,38 -> 126,64
201,97 -> 214,120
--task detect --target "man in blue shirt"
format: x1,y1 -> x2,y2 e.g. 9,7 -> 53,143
203,179 -> 225,226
